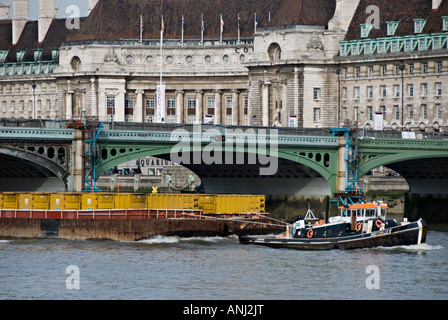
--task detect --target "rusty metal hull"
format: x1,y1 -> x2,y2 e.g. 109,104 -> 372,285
0,217 -> 282,242
239,219 -> 427,250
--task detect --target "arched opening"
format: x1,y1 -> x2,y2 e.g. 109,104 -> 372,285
268,43 -> 282,61
70,56 -> 81,72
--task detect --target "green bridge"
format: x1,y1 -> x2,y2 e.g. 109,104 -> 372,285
1,122 -> 448,199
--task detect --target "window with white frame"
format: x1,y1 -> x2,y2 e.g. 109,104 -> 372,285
145,97 -> 155,108
106,96 -> 115,108
381,85 -> 387,97
167,97 -> 176,109
436,82 -> 442,96
394,85 -> 400,97
187,97 -> 196,108
421,83 -> 428,96
313,88 -> 320,100
382,65 -> 387,76
394,105 -> 400,120
354,87 -> 360,99
436,103 -> 442,118
408,105 -> 413,119
407,84 -> 414,97
421,104 -> 427,119
313,108 -> 320,122
414,19 -> 426,34
422,62 -> 428,73
367,106 -> 373,121
443,17 -> 448,31
387,21 -> 399,36
367,86 -> 373,98
125,96 -> 134,109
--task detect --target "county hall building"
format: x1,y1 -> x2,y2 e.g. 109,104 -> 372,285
1,0 -> 448,132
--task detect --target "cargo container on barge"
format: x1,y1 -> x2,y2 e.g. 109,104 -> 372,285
0,193 -> 284,241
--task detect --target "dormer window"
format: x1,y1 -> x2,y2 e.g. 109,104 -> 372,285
360,23 -> 373,38
443,17 -> 448,31
414,19 -> 426,34
386,21 -> 399,36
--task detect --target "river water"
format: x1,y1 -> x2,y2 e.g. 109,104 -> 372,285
0,225 -> 447,301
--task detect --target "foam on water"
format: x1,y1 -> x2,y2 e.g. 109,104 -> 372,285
138,235 -> 228,245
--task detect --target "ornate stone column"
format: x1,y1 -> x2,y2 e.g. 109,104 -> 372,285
176,90 -> 184,123
214,90 -> 222,125
134,89 -> 144,123
231,90 -> 240,126
262,81 -> 270,126
196,90 -> 203,124
114,89 -> 125,122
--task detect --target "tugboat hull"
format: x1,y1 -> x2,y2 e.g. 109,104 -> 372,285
239,219 -> 427,250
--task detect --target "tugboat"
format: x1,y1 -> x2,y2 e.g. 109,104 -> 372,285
239,201 -> 427,250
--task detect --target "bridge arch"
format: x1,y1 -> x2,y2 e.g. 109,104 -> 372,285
0,146 -> 68,191
96,142 -> 339,195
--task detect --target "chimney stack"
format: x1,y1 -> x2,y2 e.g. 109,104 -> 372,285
433,0 -> 442,9
88,0 -> 100,15
38,0 -> 55,43
0,3 -> 10,20
12,0 -> 28,44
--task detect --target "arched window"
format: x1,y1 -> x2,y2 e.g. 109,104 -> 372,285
268,43 -> 281,61
70,56 -> 81,72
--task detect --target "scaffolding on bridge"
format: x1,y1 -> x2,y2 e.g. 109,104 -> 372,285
67,113 -> 102,192
331,127 -> 363,207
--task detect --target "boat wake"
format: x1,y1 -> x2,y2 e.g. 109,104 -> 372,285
0,239 -> 9,244
138,235 -> 229,245
372,243 -> 443,252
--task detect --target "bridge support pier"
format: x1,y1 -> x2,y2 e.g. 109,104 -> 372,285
69,129 -> 84,192
337,136 -> 347,194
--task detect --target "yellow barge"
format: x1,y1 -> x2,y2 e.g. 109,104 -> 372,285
0,193 -> 282,241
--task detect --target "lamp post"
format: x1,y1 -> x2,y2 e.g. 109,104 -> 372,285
336,67 -> 341,127
32,81 -> 36,120
399,63 -> 405,130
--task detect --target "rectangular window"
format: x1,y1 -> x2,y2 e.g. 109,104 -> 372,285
313,88 -> 320,100
226,96 -> 233,109
437,62 -> 443,73
382,65 -> 387,76
207,97 -> 215,109
408,105 -> 414,119
342,87 -> 348,99
436,103 -> 442,118
313,108 -> 321,122
394,85 -> 400,97
394,105 -> 400,120
354,87 -> 360,99
354,107 -> 359,121
381,85 -> 387,97
436,83 -> 442,96
421,83 -> 428,96
167,97 -> 176,109
409,63 -> 414,75
407,84 -> 414,97
367,86 -> 373,98
125,97 -> 134,109
355,67 -> 360,78
422,104 -> 427,119
367,106 -> 373,121
414,19 -> 426,33
145,97 -> 155,108
106,96 -> 115,108
368,66 -> 374,77
187,97 -> 196,109
422,62 -> 428,74
443,17 -> 448,31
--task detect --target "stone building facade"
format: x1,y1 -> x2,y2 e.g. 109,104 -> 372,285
1,0 -> 448,132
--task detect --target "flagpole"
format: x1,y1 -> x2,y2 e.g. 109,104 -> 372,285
181,15 -> 184,44
160,15 -> 163,85
140,15 -> 143,44
201,14 -> 204,45
220,14 -> 223,44
237,13 -> 240,43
